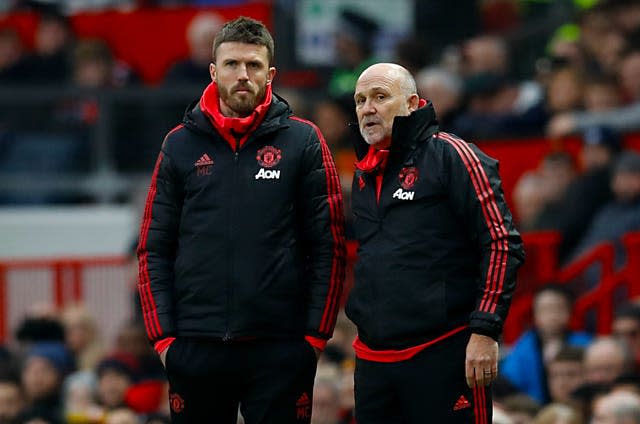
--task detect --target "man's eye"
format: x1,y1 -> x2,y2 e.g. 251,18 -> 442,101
376,95 -> 385,100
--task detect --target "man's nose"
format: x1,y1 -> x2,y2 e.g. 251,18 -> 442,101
362,99 -> 376,114
237,64 -> 249,80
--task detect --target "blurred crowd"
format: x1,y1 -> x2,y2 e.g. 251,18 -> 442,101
1,0 -> 640,423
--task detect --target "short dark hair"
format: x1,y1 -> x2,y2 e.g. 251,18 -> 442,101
553,345 -> 584,363
213,16 -> 274,65
534,283 -> 575,306
615,303 -> 640,322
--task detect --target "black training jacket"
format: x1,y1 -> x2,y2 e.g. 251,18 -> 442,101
137,94 -> 346,345
345,103 -> 524,350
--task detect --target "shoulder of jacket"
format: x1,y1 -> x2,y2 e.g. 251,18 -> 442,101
286,116 -> 323,142
161,124 -> 190,151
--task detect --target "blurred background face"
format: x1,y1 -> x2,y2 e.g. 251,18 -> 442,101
583,82 -> 620,112
580,145 -> 612,171
98,370 -> 131,409
546,68 -> 583,113
21,357 -> 60,401
533,290 -> 571,338
35,19 -> 69,56
584,341 -> 626,385
612,171 -> 640,203
0,382 -> 24,422
547,360 -> 584,403
613,317 -> 640,358
619,52 -> 640,101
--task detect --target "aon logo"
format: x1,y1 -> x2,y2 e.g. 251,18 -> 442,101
255,168 -> 281,180
392,188 -> 415,200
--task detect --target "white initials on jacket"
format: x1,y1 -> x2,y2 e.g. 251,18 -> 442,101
392,188 -> 415,200
255,168 -> 281,180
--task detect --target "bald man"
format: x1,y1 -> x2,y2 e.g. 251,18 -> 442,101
345,63 -> 524,423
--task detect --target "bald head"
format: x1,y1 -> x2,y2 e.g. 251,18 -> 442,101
358,63 -> 417,97
354,63 -> 420,149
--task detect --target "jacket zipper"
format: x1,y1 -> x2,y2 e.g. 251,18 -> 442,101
224,140 -> 241,341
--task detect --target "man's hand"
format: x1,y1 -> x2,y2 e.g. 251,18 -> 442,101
159,347 -> 168,367
465,333 -> 499,388
547,113 -> 576,138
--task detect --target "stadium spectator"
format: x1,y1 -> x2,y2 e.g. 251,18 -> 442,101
547,50 -> 640,137
546,346 -> 585,406
71,39 -> 138,88
591,390 -> 640,424
531,403 -> 582,424
328,9 -> 379,100
535,126 -> 620,263
0,28 -> 29,84
528,152 -> 577,231
499,393 -> 541,424
0,374 -> 25,424
311,369 -> 342,424
20,342 -> 75,423
96,353 -> 139,411
415,66 -> 464,132
582,76 -> 622,112
61,304 -> 104,371
164,12 -> 223,88
513,171 -> 549,231
501,284 -> 592,404
460,35 -> 509,77
20,9 -> 74,84
613,304 -> 640,368
584,337 -> 634,386
568,151 -> 640,263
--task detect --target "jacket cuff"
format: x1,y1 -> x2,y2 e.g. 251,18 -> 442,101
154,337 -> 175,355
305,335 -> 327,351
469,312 -> 503,342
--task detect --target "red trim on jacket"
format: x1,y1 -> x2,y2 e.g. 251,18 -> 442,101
199,82 -> 272,151
154,337 -> 175,354
290,116 -> 346,336
305,335 -> 327,351
439,132 -> 509,314
355,146 -> 389,203
352,325 -> 468,362
138,125 -> 182,341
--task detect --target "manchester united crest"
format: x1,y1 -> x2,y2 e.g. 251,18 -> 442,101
256,146 -> 282,168
399,167 -> 419,190
169,393 -> 185,413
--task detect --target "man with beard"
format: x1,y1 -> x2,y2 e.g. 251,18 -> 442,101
137,17 -> 346,424
346,63 -> 524,423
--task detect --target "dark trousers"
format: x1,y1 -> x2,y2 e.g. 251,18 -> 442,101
165,338 -> 318,424
354,330 -> 492,423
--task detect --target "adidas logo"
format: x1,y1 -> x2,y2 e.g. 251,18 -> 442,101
195,153 -> 214,167
296,392 -> 310,407
453,395 -> 471,411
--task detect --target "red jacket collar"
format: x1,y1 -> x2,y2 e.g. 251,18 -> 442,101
199,81 -> 273,150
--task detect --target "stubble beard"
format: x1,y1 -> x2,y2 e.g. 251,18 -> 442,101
218,80 -> 267,117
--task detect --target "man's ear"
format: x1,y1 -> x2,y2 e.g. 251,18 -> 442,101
209,63 -> 216,82
267,66 -> 276,85
407,93 -> 420,112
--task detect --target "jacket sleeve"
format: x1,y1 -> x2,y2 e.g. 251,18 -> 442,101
439,133 -> 525,341
295,120 -> 347,343
137,134 -> 183,345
